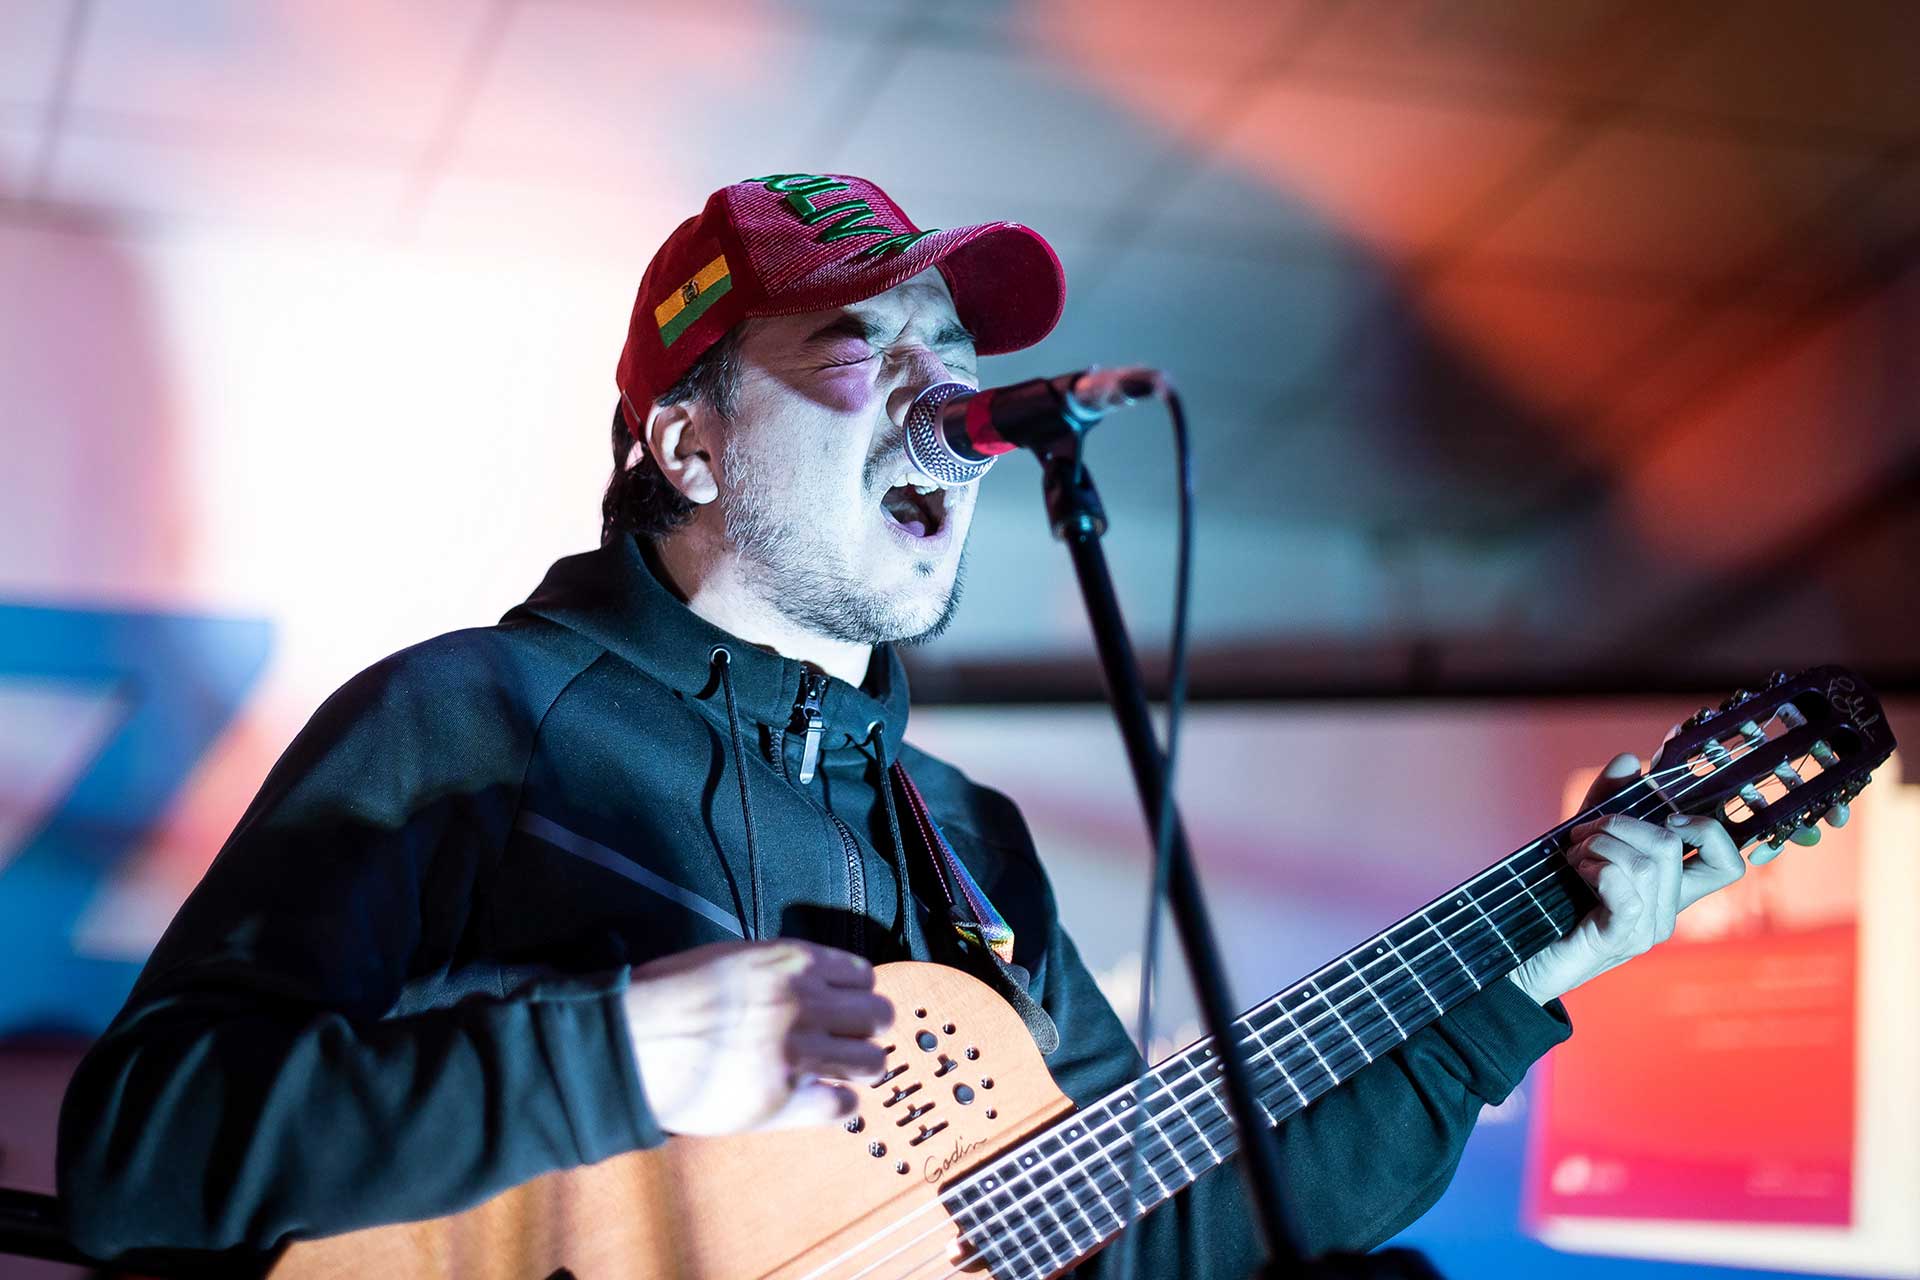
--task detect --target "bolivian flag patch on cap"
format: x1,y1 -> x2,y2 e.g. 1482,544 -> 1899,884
655,253 -> 732,348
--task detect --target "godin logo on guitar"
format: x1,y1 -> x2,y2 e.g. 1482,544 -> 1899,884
924,1132 -> 989,1185
1828,675 -> 1884,740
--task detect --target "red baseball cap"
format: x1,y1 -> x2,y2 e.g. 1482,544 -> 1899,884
615,172 -> 1066,439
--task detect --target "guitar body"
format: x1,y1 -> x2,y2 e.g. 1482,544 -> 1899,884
272,961 -> 1076,1280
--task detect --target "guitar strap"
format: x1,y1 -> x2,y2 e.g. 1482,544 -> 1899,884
889,762 -> 1060,1055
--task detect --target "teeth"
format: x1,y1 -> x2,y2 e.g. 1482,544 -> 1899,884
911,481 -> 939,495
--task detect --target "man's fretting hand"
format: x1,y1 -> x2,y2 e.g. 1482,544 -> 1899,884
1509,752 -> 1849,1006
621,939 -> 894,1135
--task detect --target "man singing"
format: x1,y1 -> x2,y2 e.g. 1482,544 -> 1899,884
57,173 -> 1834,1273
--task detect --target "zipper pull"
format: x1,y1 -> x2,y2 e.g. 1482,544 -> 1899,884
793,671 -> 827,784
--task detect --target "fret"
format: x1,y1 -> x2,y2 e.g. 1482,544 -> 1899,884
1133,1085 -> 1197,1183
1055,1117 -> 1128,1234
1098,1097 -> 1167,1220
1413,904 -> 1479,995
1300,979 -> 1373,1067
1243,1009 -> 1310,1108
970,1168 -> 1056,1277
1008,1142 -> 1093,1257
1505,859 -> 1559,932
1457,881 -> 1523,969
1347,950 -> 1406,1038
1380,924 -> 1446,1014
1031,1131 -> 1108,1250
1145,1054 -> 1220,1169
1275,991 -> 1344,1086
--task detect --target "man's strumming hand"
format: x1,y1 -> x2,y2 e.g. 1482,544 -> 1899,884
621,939 -> 894,1135
1508,752 -> 1849,1006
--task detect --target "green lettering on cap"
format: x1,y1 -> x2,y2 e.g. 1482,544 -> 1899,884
743,173 -> 940,254
859,229 -> 938,256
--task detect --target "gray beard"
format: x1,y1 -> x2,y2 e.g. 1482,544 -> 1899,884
719,441 -> 968,647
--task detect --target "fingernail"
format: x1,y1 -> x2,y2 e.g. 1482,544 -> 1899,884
1665,813 -> 1688,826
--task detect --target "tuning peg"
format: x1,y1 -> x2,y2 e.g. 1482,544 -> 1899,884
1683,706 -> 1716,729
1766,670 -> 1792,688
1719,688 -> 1753,711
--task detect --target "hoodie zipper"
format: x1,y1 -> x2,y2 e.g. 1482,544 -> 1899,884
781,673 -> 866,955
792,670 -> 827,785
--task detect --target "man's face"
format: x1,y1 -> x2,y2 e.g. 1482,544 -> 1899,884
708,267 -> 982,646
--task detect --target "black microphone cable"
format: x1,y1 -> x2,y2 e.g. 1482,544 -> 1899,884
1108,377 -> 1194,1280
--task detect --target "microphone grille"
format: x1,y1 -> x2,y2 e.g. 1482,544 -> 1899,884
905,383 -> 995,487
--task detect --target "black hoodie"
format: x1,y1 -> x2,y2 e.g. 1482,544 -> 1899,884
57,532 -> 1571,1272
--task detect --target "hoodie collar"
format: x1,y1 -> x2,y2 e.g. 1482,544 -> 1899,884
505,533 -> 909,763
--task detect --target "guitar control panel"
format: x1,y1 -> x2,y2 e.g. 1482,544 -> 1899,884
847,1001 -> 1002,1177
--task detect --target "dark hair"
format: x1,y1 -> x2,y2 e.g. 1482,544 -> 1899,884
600,324 -> 748,545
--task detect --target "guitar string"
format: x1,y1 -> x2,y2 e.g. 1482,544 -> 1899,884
814,735 -> 1792,1280
908,742 -> 1821,1280
843,737 -> 1801,1280
812,728 -> 1808,1280
918,738 -> 1837,1280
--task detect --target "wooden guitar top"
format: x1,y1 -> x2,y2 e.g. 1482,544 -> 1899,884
271,960 -> 1075,1280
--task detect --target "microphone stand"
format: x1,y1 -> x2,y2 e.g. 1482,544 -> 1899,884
1037,435 -> 1309,1276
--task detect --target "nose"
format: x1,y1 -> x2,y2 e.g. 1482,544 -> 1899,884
887,368 -> 959,429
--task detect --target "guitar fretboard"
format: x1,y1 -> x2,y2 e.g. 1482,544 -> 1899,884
941,819 -> 1604,1279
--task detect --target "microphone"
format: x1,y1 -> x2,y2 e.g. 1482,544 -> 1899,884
904,366 -> 1164,486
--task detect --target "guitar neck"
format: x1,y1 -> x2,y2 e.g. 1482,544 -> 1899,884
943,808 -> 1617,1277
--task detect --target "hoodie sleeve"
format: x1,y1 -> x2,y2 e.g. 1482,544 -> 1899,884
1029,884 -> 1571,1275
56,636 -> 663,1259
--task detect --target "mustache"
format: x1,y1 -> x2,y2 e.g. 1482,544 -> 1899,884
862,426 -> 910,492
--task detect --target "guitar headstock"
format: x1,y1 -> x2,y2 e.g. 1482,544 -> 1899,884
1650,666 -> 1898,850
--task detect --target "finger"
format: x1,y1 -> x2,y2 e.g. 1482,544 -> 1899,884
1574,852 -> 1648,942
801,944 -> 879,990
1653,820 -> 1683,942
1572,814 -> 1679,858
1579,753 -> 1644,814
806,990 -> 895,1038
759,1077 -> 858,1130
1672,814 -> 1744,909
786,1029 -> 888,1083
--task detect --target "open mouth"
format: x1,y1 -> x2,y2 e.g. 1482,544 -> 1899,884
880,481 -> 948,540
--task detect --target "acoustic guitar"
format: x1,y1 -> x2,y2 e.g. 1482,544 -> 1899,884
269,666 -> 1896,1279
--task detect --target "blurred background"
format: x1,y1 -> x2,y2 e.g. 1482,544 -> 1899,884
0,0 -> 1915,1276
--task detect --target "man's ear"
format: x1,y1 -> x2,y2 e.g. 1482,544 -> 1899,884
638,394 -> 719,505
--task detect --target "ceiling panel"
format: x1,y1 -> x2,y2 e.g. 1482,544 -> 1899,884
1292,0 -> 1710,103
993,0 -> 1324,79
74,0 -> 490,158
0,0 -> 69,109
1464,125 -> 1876,283
1637,0 -> 1920,141
455,3 -> 884,189
410,169 -> 702,267
1414,270 -> 1681,418
831,42 -> 1237,214
1151,80 -> 1561,254
47,132 -> 411,240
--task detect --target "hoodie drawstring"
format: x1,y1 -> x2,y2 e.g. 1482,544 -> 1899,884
711,647 -> 764,942
866,721 -> 913,959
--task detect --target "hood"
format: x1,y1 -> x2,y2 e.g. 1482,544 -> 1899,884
502,532 -> 911,767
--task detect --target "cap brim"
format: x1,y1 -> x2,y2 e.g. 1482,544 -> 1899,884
922,222 -> 1066,356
